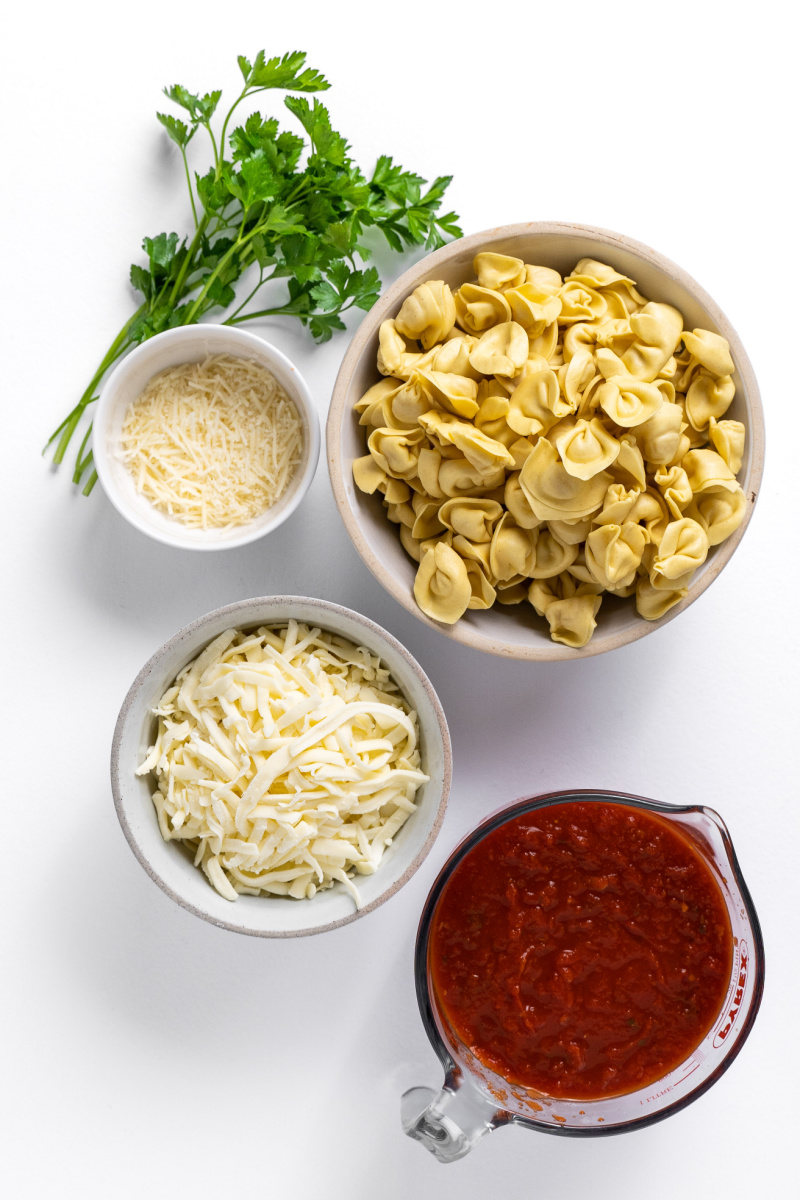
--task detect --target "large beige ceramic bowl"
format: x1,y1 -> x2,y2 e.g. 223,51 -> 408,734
327,222 -> 765,661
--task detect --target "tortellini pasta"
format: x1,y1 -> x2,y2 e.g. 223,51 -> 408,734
585,522 -> 648,589
453,283 -> 511,334
555,418 -> 621,480
469,321 -> 529,377
682,448 -> 739,494
708,418 -> 746,474
612,435 -> 648,490
473,252 -> 526,292
685,372 -> 736,430
655,465 -> 693,519
633,402 -> 684,466
430,334 -> 481,380
597,374 -> 664,427
651,518 -> 709,588
635,575 -> 688,620
419,411 -> 514,473
376,320 -> 421,378
395,281 -> 456,350
507,367 -> 569,436
411,492 -> 446,541
439,497 -> 503,542
685,486 -> 747,546
464,558 -> 497,609
504,471 -> 541,529
367,426 -> 424,481
505,284 -> 562,334
355,377 -> 404,429
519,439 -> 611,522
529,575 -> 603,648
352,254 -> 748,646
621,303 -> 684,382
417,368 -> 480,418
528,527 -> 578,579
558,281 -> 607,325
681,329 -> 735,377
413,542 -> 472,624
489,514 -> 537,581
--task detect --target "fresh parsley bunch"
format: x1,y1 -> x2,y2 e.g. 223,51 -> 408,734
47,51 -> 461,493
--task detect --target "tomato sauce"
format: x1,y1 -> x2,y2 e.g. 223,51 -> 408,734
429,801 -> 733,1100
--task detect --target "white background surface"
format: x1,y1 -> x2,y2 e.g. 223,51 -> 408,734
3,2 -> 798,1196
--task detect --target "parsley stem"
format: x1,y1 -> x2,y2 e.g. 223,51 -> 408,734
225,308 -> 283,324
231,293 -> 359,328
182,223 -> 262,323
52,395 -> 96,466
216,81 -> 294,169
180,148 -> 199,228
167,214 -> 209,307
285,175 -> 312,205
72,422 -> 94,485
46,304 -> 144,465
204,120 -> 220,173
224,268 -> 273,322
217,88 -> 249,175
228,299 -> 312,323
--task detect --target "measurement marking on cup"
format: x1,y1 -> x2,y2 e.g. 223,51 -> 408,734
640,1052 -> 704,1104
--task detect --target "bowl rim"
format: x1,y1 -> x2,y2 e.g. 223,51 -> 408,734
327,220 -> 765,661
110,594 -> 452,937
94,323 -> 321,552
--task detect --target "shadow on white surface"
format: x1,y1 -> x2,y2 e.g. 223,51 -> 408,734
35,808 -> 670,1199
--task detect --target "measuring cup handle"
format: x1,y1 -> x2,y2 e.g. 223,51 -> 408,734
401,1071 -> 510,1163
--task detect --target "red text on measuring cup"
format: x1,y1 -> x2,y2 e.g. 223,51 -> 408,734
713,942 -> 749,1049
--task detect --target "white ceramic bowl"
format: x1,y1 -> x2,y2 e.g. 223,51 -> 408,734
111,596 -> 451,937
94,325 -> 320,550
328,222 -> 765,661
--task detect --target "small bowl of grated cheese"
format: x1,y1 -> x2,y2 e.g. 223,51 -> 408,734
93,325 -> 320,549
111,595 -> 451,937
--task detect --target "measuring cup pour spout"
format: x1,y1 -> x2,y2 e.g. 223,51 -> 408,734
401,1070 -> 510,1162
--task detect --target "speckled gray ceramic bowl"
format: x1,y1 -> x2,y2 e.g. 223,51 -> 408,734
111,596 -> 451,937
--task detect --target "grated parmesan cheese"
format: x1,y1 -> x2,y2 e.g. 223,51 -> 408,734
137,621 -> 429,907
119,354 -> 303,529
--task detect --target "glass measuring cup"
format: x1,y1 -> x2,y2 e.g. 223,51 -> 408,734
402,789 -> 764,1162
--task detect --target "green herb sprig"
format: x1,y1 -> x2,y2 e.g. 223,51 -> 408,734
47,50 -> 461,493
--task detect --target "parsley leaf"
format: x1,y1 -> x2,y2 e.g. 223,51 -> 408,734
156,112 -> 192,149
195,167 -> 232,215
224,155 -> 281,209
311,262 -> 380,313
161,85 -> 220,125
129,264 -> 152,299
243,50 -> 330,93
284,96 -> 349,165
143,231 -> 181,272
308,311 -> 347,342
229,113 -> 280,160
371,156 -> 425,205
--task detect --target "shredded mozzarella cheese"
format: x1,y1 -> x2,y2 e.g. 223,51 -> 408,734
137,622 -> 429,907
119,354 -> 303,529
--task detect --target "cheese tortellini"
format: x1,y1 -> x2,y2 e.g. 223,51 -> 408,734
353,252 -> 749,647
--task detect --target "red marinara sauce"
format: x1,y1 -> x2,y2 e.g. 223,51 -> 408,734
429,801 -> 733,1101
